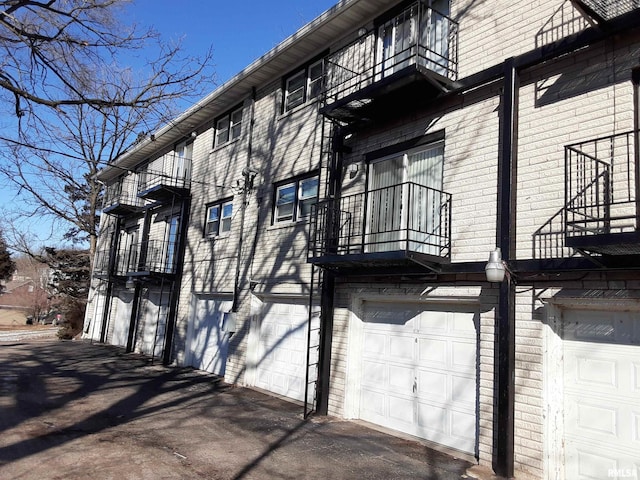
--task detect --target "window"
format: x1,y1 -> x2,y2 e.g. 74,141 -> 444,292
274,175 -> 319,223
205,200 -> 233,237
214,106 -> 243,147
283,58 -> 325,112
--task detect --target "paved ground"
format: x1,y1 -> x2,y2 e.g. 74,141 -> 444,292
0,337 -> 490,480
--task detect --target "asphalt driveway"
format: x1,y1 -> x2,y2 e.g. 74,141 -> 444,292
0,338 -> 483,479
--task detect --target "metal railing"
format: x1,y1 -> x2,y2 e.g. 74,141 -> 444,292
113,239 -> 177,276
323,0 -> 458,107
578,0 -> 640,21
138,153 -> 192,194
103,176 -> 144,211
309,182 -> 451,261
565,130 -> 639,240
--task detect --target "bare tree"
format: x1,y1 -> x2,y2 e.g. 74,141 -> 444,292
0,0 -> 216,262
0,0 -> 213,119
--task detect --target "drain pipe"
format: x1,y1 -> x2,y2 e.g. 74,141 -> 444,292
232,87 -> 258,315
494,57 -> 518,479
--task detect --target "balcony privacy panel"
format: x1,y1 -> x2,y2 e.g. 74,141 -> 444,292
324,0 -> 458,107
565,130 -> 638,240
309,182 -> 451,263
103,175 -> 143,211
138,152 -> 192,195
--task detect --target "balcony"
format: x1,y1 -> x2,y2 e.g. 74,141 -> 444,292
116,239 -> 178,277
565,130 -> 640,255
137,153 -> 191,201
321,0 -> 458,124
102,176 -> 143,216
309,182 -> 451,271
570,0 -> 640,23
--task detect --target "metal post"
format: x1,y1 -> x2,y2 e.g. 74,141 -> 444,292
495,57 -> 518,479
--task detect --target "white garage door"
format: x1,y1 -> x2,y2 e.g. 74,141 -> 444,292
254,300 -> 318,402
109,291 -> 133,347
135,289 -> 169,358
562,309 -> 640,480
358,302 -> 477,454
185,296 -> 232,377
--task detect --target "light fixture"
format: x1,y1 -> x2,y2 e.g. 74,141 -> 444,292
125,276 -> 136,289
347,162 -> 359,178
485,247 -> 506,283
190,131 -> 197,138
358,27 -> 367,37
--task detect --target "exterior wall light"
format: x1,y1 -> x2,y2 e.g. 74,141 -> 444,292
125,277 -> 136,290
485,247 -> 506,283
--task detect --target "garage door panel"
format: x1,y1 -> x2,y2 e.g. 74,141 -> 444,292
450,409 -> 476,441
363,332 -> 387,355
416,369 -> 447,401
389,335 -> 415,361
416,401 -> 447,433
389,395 -> 416,424
451,340 -> 476,370
362,361 -> 387,386
452,373 -> 477,405
418,338 -> 447,364
361,388 -> 386,417
417,311 -> 448,333
389,364 -> 414,391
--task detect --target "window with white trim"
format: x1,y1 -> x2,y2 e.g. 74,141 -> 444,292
283,58 -> 325,112
205,200 -> 233,237
273,175 -> 319,223
214,106 -> 243,147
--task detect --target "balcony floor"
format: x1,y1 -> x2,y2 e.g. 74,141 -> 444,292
321,64 -> 457,124
309,249 -> 449,273
566,230 -> 640,255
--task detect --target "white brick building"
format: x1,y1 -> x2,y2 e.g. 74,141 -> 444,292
84,1 -> 640,478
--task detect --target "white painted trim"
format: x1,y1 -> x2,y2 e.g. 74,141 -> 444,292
354,293 -> 482,305
543,303 -> 565,480
547,295 -> 640,311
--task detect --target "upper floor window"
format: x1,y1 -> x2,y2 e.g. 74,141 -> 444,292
214,106 -> 243,147
274,174 -> 319,223
205,199 -> 233,237
283,59 -> 324,112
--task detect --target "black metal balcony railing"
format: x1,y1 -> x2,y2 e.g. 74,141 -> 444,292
565,130 -> 639,247
103,176 -> 144,214
309,182 -> 451,265
323,1 -> 458,109
92,249 -> 111,274
115,240 -> 178,276
137,153 -> 192,197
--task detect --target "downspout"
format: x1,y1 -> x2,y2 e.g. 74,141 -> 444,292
316,124 -> 344,415
232,87 -> 257,314
162,196 -> 191,365
494,57 -> 518,479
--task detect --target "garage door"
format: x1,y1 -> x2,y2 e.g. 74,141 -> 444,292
562,309 -> 640,480
185,296 -> 232,376
254,300 -> 318,402
109,291 -> 133,347
135,289 -> 169,358
358,302 -> 477,454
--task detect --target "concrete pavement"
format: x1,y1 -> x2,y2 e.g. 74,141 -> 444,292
0,339 -> 486,479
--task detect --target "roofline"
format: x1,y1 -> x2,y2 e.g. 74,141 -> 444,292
100,0 -> 357,180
